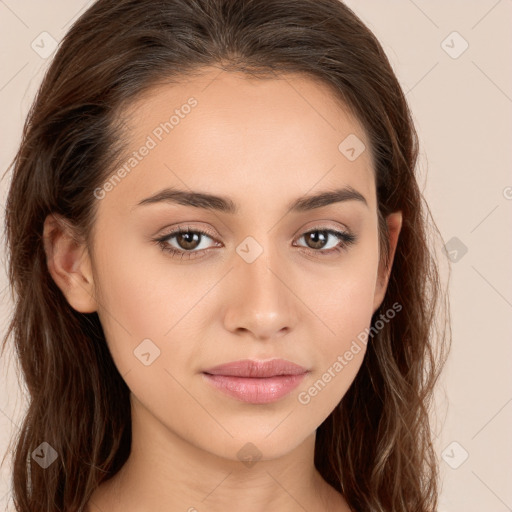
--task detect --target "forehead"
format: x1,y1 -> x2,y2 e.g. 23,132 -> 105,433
103,68 -> 376,214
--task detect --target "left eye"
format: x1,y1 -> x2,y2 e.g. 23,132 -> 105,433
296,229 -> 353,251
154,226 -> 356,260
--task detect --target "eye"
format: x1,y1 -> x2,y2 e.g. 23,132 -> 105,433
154,226 -> 218,260
294,227 -> 356,256
153,225 -> 357,260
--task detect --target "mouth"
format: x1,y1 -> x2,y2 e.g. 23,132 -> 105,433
201,359 -> 309,404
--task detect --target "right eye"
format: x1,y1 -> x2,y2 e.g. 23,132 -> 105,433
154,226 -> 221,260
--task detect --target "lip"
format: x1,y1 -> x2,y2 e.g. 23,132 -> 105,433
202,359 -> 309,404
203,358 -> 308,377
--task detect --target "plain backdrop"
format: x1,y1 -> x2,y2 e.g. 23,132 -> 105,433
1,1 -> 511,511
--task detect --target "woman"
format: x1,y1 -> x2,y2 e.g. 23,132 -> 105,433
1,0 -> 451,510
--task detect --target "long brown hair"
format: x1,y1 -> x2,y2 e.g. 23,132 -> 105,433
1,1 -> 451,510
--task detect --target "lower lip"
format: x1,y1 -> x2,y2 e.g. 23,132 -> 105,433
202,373 -> 307,404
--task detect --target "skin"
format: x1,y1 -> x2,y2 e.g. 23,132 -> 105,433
43,67 -> 402,512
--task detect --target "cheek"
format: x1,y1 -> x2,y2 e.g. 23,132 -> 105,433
301,240 -> 380,348
292,246 -> 379,411
91,224 -> 223,378
319,266 -> 377,353
91,226 -> 172,373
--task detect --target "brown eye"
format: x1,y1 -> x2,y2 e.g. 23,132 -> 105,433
303,230 -> 330,250
155,227 -> 219,260
295,228 -> 356,255
173,231 -> 203,251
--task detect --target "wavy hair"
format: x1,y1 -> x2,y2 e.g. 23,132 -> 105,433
1,0 -> 451,510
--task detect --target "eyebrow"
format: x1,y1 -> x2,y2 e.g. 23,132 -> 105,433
133,185 -> 368,213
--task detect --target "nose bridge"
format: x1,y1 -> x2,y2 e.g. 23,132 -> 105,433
224,231 -> 299,338
242,244 -> 279,293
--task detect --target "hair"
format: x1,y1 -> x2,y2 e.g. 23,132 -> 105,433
1,0 -> 451,511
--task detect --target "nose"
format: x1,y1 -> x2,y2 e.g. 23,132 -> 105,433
222,244 -> 300,341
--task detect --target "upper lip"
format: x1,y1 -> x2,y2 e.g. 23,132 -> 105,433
203,359 -> 308,378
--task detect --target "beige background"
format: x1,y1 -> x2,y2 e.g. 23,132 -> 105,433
1,1 -> 511,511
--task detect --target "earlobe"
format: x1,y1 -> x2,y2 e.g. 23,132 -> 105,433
373,211 -> 402,313
43,213 -> 98,313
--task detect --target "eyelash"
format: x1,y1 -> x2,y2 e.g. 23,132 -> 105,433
154,225 -> 356,261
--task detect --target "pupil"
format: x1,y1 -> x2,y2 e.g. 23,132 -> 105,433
308,231 -> 326,249
179,232 -> 199,249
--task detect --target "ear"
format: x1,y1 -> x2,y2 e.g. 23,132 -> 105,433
373,211 -> 402,313
42,213 -> 98,313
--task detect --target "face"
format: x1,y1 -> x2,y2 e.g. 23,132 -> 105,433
45,68 -> 401,461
